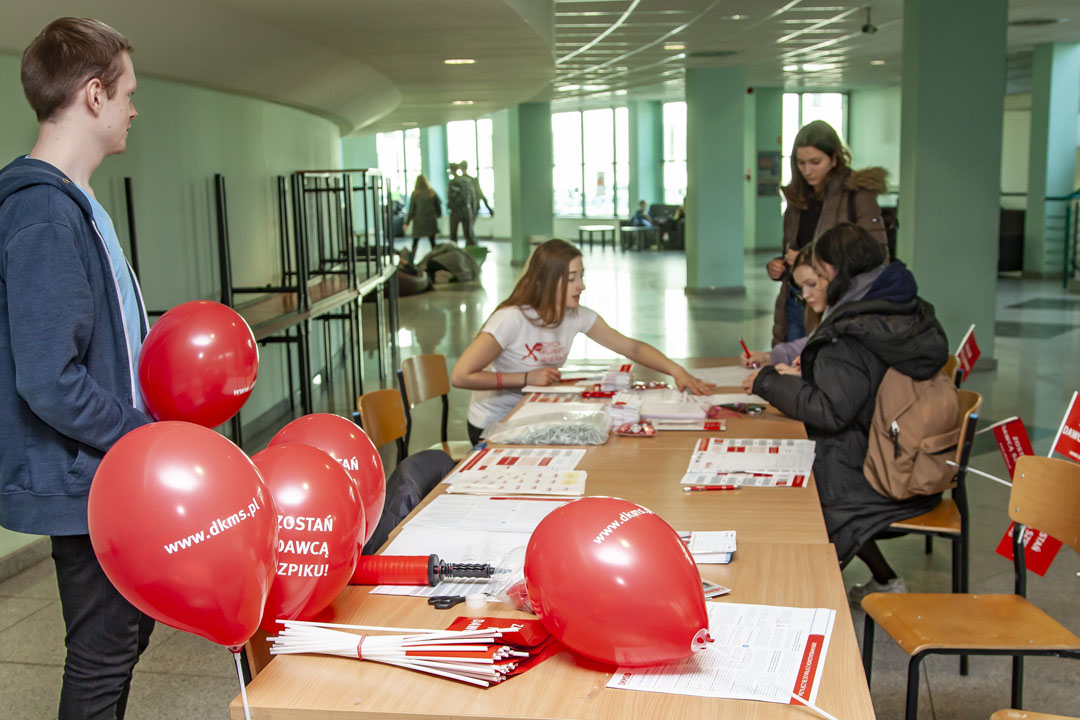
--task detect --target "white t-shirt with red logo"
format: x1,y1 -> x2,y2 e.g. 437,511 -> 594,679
467,304 -> 599,429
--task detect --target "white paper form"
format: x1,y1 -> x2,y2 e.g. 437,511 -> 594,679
640,389 -> 709,422
443,447 -> 588,483
687,530 -> 736,564
680,471 -> 809,488
707,392 -> 770,406
407,494 -> 568,533
521,385 -> 585,394
687,438 -> 816,474
608,602 -> 836,707
447,469 -> 587,496
693,366 -> 754,386
369,525 -> 532,598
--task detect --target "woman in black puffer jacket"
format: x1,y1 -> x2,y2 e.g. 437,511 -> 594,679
748,223 -> 948,599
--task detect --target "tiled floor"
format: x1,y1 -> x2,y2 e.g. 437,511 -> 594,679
1,238 -> 1078,719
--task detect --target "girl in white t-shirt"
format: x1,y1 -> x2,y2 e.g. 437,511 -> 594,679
451,239 -> 710,444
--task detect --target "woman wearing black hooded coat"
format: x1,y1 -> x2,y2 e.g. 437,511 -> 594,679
746,223 -> 948,599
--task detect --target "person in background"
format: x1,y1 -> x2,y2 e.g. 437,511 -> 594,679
0,18 -> 154,719
451,239 -> 710,445
769,120 -> 887,346
745,223 -> 947,601
630,199 -> 653,227
457,160 -> 493,221
446,162 -> 477,246
743,244 -> 823,372
402,173 -> 441,258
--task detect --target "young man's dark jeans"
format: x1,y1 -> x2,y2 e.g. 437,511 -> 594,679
51,535 -> 155,720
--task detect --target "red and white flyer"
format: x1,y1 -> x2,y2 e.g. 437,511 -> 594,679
985,416 -> 1034,477
608,602 -> 835,706
955,324 -> 981,383
443,447 -> 587,484
1050,391 -> 1080,463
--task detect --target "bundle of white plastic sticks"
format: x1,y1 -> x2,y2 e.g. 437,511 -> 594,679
268,619 -> 531,687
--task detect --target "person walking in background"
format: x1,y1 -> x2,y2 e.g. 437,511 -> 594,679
403,174 -> 441,258
446,162 -> 477,246
769,120 -> 887,346
458,160 -> 492,222
0,18 -> 155,719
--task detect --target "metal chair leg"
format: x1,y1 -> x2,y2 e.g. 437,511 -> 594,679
925,535 -> 933,554
862,613 -> 875,684
1011,655 -> 1024,709
905,654 -> 925,720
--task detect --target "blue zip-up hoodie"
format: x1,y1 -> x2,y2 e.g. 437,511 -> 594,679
0,156 -> 150,536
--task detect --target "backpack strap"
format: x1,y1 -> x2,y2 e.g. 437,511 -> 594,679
847,190 -> 856,224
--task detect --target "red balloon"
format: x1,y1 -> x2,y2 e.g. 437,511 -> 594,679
138,300 -> 259,427
88,422 -> 276,648
269,413 -> 385,544
252,444 -> 365,633
524,497 -> 710,667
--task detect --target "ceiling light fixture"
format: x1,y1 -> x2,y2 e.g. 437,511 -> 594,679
557,85 -> 581,92
664,43 -> 686,51
451,100 -> 474,105
783,64 -> 800,72
722,14 -> 747,21
870,59 -> 886,65
444,58 -> 476,65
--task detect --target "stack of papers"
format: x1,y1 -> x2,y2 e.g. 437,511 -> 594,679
693,366 -> 754,387
681,530 -> 737,564
640,389 -> 708,423
447,469 -> 587,496
608,603 -> 836,708
444,447 -> 587,484
601,362 -> 633,391
609,391 -> 643,426
680,438 -> 815,488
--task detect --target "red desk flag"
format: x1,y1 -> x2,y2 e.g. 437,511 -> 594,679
1050,391 -> 1080,463
955,324 -> 980,383
990,415 -> 1062,575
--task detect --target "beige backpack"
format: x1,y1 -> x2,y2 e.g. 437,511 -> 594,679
863,368 -> 960,500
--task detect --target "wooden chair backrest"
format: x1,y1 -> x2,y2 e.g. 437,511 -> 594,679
400,354 -> 450,408
942,354 -> 959,383
1010,456 -> 1080,555
952,390 -> 983,466
356,389 -> 408,449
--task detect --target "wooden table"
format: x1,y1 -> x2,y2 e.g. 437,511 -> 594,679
578,224 -> 616,250
231,358 -> 875,719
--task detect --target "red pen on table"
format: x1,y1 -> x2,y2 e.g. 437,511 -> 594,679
683,485 -> 740,492
738,337 -> 758,369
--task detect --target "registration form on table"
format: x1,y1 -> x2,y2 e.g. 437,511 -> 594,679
443,447 -> 587,483
608,602 -> 836,707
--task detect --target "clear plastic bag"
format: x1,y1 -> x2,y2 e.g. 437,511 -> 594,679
487,546 -> 534,613
484,409 -> 611,445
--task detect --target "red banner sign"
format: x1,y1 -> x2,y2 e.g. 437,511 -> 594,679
955,324 -> 980,383
989,416 -> 1034,477
1050,391 -> 1080,463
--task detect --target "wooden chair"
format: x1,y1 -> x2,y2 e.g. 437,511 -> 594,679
991,711 -> 1079,720
356,388 -> 408,464
862,456 -> 1080,720
397,354 -> 473,462
885,391 -> 982,612
943,353 -> 962,387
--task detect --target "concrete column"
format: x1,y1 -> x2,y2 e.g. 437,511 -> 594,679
753,88 -> 784,251
1024,43 -> 1080,276
507,102 -> 553,265
685,67 -> 746,293
627,101 -> 664,212
898,0 -> 1007,360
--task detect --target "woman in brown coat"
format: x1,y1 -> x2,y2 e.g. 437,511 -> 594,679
404,174 -> 441,258
769,120 -> 888,346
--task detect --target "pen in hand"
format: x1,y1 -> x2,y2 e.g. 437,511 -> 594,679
739,337 -> 759,369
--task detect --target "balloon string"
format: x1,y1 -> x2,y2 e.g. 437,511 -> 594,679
233,651 -> 252,720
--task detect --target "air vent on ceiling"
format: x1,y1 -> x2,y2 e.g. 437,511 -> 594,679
1008,18 -> 1065,27
687,50 -> 740,59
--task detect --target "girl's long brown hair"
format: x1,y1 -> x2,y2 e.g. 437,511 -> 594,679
496,239 -> 582,328
783,120 -> 852,210
412,174 -> 434,197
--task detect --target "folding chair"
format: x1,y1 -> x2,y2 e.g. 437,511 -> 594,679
990,711 -> 1078,720
862,456 -> 1080,720
397,354 -> 473,462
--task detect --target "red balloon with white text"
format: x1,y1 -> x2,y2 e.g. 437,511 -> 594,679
253,443 -> 365,632
138,300 -> 258,427
269,413 -> 385,544
88,422 -> 276,648
524,496 -> 710,666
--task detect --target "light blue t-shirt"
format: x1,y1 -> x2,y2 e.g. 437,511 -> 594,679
74,184 -> 146,411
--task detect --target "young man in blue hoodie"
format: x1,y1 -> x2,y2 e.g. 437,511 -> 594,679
0,18 -> 153,719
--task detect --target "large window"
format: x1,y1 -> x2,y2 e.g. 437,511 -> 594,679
376,129 -> 421,203
447,118 -> 495,214
781,93 -> 847,187
662,102 -> 687,205
552,108 -> 629,217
